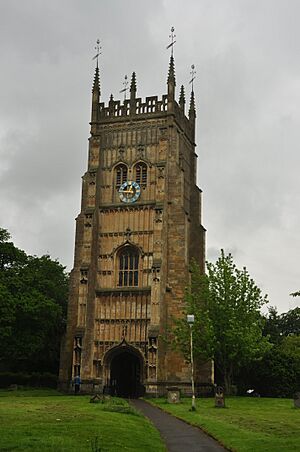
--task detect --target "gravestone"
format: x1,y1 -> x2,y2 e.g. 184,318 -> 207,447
90,394 -> 111,404
215,386 -> 225,408
294,392 -> 300,408
8,384 -> 18,391
167,387 -> 180,403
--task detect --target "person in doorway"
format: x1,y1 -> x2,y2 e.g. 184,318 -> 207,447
74,374 -> 81,395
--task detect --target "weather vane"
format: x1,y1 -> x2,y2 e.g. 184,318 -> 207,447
189,64 -> 196,90
166,26 -> 176,56
92,38 -> 102,66
119,74 -> 129,100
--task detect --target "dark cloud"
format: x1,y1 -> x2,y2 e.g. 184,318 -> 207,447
0,0 -> 299,312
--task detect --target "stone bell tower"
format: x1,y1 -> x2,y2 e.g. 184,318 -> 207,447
59,42 -> 212,395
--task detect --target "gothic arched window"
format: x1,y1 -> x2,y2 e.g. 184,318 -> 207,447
115,164 -> 128,188
135,162 -> 147,186
118,246 -> 139,287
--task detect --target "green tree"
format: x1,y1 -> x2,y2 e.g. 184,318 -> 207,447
0,228 -> 68,374
240,335 -> 300,397
238,307 -> 300,396
172,263 -> 214,363
0,228 -> 27,270
264,306 -> 300,342
173,250 -> 270,393
263,306 -> 282,344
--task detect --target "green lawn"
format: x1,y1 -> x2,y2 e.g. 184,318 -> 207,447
0,389 -> 165,451
150,396 -> 300,451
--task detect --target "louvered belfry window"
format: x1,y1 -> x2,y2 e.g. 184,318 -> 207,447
118,247 -> 139,287
116,164 -> 128,188
135,162 -> 147,186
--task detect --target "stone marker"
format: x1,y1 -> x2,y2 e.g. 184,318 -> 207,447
167,387 -> 180,403
90,394 -> 102,403
215,386 -> 225,408
8,384 -> 18,391
294,392 -> 300,408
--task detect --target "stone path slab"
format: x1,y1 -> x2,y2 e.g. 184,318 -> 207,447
131,399 -> 227,452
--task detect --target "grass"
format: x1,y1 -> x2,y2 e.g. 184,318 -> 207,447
150,396 -> 300,451
0,388 -> 166,451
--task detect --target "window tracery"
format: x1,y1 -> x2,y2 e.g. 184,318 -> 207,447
118,246 -> 139,287
115,164 -> 128,188
135,162 -> 147,186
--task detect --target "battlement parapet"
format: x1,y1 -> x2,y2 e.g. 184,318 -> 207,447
96,94 -> 194,141
99,94 -> 168,119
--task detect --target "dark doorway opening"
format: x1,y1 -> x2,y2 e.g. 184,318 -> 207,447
110,351 -> 143,398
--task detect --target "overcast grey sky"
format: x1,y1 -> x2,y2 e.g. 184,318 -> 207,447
0,0 -> 299,313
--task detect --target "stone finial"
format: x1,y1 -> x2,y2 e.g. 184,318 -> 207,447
167,55 -> 176,87
188,64 -> 196,121
167,55 -> 176,111
130,72 -> 137,115
179,85 -> 185,112
189,89 -> 196,120
92,65 -> 100,95
109,94 -> 114,115
91,65 -> 100,122
130,72 -> 137,99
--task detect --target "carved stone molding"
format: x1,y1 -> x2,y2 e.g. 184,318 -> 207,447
80,269 -> 88,284
99,253 -> 113,259
118,145 -> 125,156
99,230 -> 153,238
155,208 -> 163,223
151,259 -> 161,282
137,144 -> 145,157
159,127 -> 168,140
157,166 -> 165,178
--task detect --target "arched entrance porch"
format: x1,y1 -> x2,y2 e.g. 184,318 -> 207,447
104,342 -> 145,398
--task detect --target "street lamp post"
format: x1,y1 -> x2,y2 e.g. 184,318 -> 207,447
187,314 -> 196,411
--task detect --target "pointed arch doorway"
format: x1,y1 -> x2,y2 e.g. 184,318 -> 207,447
104,343 -> 145,398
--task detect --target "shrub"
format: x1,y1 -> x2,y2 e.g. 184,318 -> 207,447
0,372 -> 57,388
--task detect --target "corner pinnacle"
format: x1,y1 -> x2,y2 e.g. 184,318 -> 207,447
179,85 -> 185,110
189,89 -> 196,119
167,55 -> 176,86
130,72 -> 137,99
92,65 -> 100,95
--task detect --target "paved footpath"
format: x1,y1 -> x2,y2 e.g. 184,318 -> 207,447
131,399 -> 227,452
